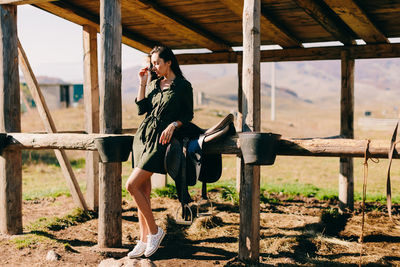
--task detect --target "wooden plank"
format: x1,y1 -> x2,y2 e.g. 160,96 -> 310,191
176,43 -> 400,64
4,133 -> 400,159
34,1 -> 154,53
0,0 -> 52,4
339,50 -> 354,212
122,0 -> 232,52
219,0 -> 303,48
292,0 -> 355,45
98,0 -> 122,248
239,0 -> 261,262
324,0 -> 388,44
0,5 -> 22,235
83,25 -> 99,211
17,39 -> 88,211
5,133 -> 131,151
236,55 -> 243,193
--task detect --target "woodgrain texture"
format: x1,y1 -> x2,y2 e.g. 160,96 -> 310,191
4,133 -> 400,159
176,43 -> 400,64
30,0 -> 400,51
0,5 -> 22,235
83,25 -> 99,211
339,50 -> 355,211
239,0 -> 261,262
324,0 -> 388,44
98,0 -> 122,248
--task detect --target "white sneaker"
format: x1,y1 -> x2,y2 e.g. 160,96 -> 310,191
128,240 -> 147,258
144,226 -> 165,257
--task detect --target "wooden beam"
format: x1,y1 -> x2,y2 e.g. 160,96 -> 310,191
0,0 -> 52,4
0,5 -> 22,235
5,133 -> 400,159
34,1 -> 155,53
176,43 -> 400,64
4,133 -> 120,151
122,0 -> 232,52
98,0 -> 122,248
239,0 -> 261,262
339,50 -> 354,212
292,0 -> 355,45
219,0 -> 302,48
202,135 -> 400,158
324,0 -> 388,44
18,39 -> 88,211
83,25 -> 99,212
236,55 -> 243,193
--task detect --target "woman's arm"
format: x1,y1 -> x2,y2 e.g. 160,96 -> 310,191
137,67 -> 149,101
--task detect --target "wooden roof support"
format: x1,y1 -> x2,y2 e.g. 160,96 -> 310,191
324,0 -> 389,44
176,43 -> 400,64
18,39 -> 88,211
0,0 -> 52,4
292,0 -> 355,45
34,1 -> 155,53
0,4 -> 22,235
339,50 -> 355,212
219,0 -> 302,48
239,0 -> 261,262
83,25 -> 100,212
122,0 -> 232,52
98,0 -> 122,249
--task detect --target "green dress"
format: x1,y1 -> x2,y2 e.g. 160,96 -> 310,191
133,76 -> 194,174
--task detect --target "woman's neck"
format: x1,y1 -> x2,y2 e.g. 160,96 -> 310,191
163,71 -> 176,82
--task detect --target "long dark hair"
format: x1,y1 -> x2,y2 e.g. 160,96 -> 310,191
150,46 -> 184,79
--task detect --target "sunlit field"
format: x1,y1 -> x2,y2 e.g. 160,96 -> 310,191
20,99 -> 400,203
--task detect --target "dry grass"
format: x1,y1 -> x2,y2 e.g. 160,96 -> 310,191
20,101 -> 400,203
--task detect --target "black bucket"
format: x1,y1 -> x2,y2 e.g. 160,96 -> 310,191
238,132 -> 281,165
94,135 -> 133,163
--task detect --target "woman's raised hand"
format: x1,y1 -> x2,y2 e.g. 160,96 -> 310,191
138,67 -> 149,87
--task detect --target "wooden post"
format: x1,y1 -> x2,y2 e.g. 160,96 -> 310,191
0,4 -> 22,235
83,25 -> 99,211
271,62 -> 276,121
18,40 -> 88,210
339,50 -> 354,212
236,55 -> 243,193
239,0 -> 261,262
98,0 -> 122,248
151,173 -> 167,189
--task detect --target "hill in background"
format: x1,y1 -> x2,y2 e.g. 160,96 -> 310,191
122,59 -> 400,116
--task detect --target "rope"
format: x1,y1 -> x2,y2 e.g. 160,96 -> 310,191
386,122 -> 400,224
359,139 -> 370,267
387,142 -> 400,222
359,121 -> 399,266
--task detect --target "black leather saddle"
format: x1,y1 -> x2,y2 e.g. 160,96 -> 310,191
164,114 -> 236,224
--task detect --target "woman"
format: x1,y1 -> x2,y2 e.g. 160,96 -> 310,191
126,46 -> 194,258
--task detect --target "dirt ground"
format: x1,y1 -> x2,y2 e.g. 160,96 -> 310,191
1,190 -> 400,267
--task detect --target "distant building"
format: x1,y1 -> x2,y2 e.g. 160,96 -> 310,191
21,83 -> 83,110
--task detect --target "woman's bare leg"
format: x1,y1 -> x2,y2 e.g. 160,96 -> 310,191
126,168 -> 158,241
137,176 -> 152,242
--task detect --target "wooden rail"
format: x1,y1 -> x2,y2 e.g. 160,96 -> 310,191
3,133 -> 399,159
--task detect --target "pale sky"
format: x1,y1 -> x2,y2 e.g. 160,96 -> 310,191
18,5 -> 145,83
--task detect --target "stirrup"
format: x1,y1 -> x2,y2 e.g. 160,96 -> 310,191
196,197 -> 214,217
174,204 -> 193,225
